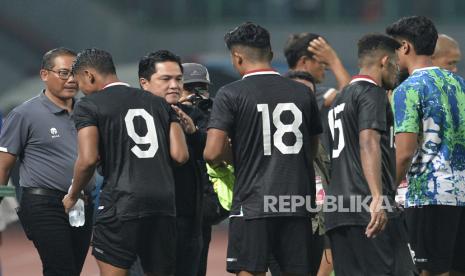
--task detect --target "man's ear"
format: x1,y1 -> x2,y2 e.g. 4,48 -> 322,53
381,55 -> 389,68
139,78 -> 148,90
400,40 -> 411,55
233,52 -> 243,66
298,56 -> 308,66
84,70 -> 95,84
39,69 -> 48,81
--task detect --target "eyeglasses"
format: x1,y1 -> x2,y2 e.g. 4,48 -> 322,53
46,69 -> 73,80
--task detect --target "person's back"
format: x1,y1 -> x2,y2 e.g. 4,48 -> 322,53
326,78 -> 398,229
215,73 -> 321,218
204,22 -> 322,275
64,48 -> 188,276
393,67 -> 465,206
75,85 -> 177,218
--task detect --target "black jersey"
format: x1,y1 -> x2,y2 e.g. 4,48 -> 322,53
208,71 -> 322,219
73,84 -> 178,220
325,76 -> 398,231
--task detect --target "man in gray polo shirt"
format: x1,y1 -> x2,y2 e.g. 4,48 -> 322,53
0,47 -> 93,276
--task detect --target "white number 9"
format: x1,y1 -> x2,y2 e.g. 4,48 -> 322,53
125,109 -> 159,158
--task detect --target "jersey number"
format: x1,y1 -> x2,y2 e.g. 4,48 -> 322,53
328,103 -> 345,158
125,109 -> 159,158
257,103 -> 303,155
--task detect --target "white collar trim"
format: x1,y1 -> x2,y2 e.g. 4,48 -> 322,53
242,71 -> 280,79
103,82 -> 130,89
350,77 -> 377,86
412,66 -> 439,74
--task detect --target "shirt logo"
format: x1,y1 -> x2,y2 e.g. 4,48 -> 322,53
50,127 -> 60,138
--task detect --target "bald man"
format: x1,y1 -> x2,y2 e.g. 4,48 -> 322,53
432,34 -> 462,73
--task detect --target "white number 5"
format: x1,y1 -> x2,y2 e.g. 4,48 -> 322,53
328,103 -> 345,158
125,109 -> 159,158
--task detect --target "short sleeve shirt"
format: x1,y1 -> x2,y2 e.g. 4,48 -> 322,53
393,67 -> 465,207
208,71 -> 322,219
0,91 -> 91,192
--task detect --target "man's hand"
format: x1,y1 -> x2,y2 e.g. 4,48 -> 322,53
172,105 -> 196,134
62,194 -> 78,214
308,37 -> 338,67
365,196 -> 388,238
308,37 -> 351,90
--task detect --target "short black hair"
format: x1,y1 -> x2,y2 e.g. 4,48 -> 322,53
386,16 -> 438,55
284,33 -> 320,69
72,48 -> 116,75
224,22 -> 272,61
285,71 -> 316,87
138,50 -> 183,80
358,34 -> 401,61
41,47 -> 76,70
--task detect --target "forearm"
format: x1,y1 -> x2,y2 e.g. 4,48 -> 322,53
360,141 -> 383,197
395,155 -> 412,188
0,170 -> 10,186
394,133 -> 418,187
329,58 -> 351,91
0,153 -> 16,185
69,159 -> 96,198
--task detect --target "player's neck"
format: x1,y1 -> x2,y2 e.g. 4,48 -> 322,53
357,68 -> 382,87
241,63 -> 273,75
100,75 -> 121,90
407,56 -> 434,74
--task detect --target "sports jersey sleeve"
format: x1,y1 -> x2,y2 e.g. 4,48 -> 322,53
73,97 -> 99,130
357,87 -> 387,132
392,83 -> 421,133
307,91 -> 323,136
208,87 -> 235,134
0,110 -> 29,155
161,101 -> 179,123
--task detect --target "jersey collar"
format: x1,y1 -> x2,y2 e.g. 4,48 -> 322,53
412,66 -> 439,74
103,82 -> 130,89
349,75 -> 378,86
242,69 -> 280,79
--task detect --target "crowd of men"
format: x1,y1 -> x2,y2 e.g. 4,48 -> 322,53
0,15 -> 464,276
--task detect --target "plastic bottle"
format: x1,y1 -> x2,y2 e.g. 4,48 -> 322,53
68,185 -> 85,227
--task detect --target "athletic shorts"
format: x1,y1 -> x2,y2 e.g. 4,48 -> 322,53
91,204 -> 176,275
405,205 -> 465,274
328,216 -> 416,276
226,216 -> 316,274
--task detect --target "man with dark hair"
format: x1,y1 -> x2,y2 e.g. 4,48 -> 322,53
204,22 -> 322,276
326,33 -> 415,275
138,51 -> 207,276
432,34 -> 462,73
63,48 -> 189,276
0,47 -> 94,276
284,32 -> 350,109
387,16 -> 465,276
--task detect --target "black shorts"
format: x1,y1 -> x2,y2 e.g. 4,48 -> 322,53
227,216 -> 316,274
328,217 -> 416,276
405,205 -> 465,274
92,205 -> 176,274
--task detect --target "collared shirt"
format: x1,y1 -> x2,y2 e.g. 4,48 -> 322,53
0,90 -> 93,192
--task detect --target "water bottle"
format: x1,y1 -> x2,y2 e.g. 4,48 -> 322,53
68,185 -> 85,227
